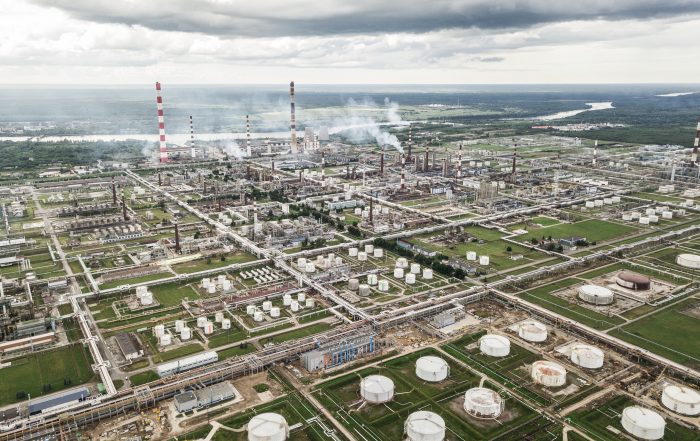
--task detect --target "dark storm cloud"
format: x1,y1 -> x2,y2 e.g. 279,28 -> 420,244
32,0 -> 700,38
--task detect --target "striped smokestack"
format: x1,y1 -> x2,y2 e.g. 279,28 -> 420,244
189,115 -> 196,158
407,124 -> 412,161
155,82 -> 168,163
424,147 -> 430,171
246,114 -> 252,157
511,143 -> 517,175
457,141 -> 463,178
321,150 -> 325,183
290,81 -> 298,154
593,139 -> 598,167
692,116 -> 700,165
400,154 -> 406,190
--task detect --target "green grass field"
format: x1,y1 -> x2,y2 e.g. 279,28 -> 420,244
0,344 -> 95,406
519,219 -> 637,243
609,298 -> 700,370
99,272 -> 172,289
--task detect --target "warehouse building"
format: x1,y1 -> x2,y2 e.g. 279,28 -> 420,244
174,382 -> 236,412
28,387 -> 90,415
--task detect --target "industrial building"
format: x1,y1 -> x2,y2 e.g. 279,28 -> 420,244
173,382 -> 236,412
301,333 -> 376,372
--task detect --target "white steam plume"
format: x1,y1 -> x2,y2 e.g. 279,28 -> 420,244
334,97 -> 405,153
222,140 -> 245,159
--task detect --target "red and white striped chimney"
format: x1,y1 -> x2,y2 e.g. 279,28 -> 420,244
155,82 -> 168,163
246,114 -> 252,157
692,116 -> 699,165
189,115 -> 196,158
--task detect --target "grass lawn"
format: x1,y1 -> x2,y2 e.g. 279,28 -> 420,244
519,219 -> 637,243
152,343 -> 204,363
129,370 -> 159,387
171,253 -> 258,274
262,322 -> 332,344
609,298 -> 700,370
0,344 -> 95,406
99,272 -> 172,290
150,283 -> 200,307
216,344 -> 256,360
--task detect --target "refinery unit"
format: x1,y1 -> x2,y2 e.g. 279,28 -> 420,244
0,81 -> 697,441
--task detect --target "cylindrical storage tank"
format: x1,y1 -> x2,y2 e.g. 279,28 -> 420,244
415,356 -> 449,382
646,208 -> 655,215
466,251 -> 477,261
404,411 -> 445,441
197,317 -> 207,328
208,285 -> 216,294
530,361 -> 567,387
662,211 -> 673,219
422,269 -> 433,280
215,312 -> 224,323
316,254 -> 325,265
270,307 -> 280,318
382,206 -> 389,214
247,413 -> 289,441
297,257 -> 307,268
604,198 -> 613,205
410,263 -> 421,274
479,334 -> 510,357
639,216 -> 650,225
570,344 -> 605,369
160,334 -> 172,346
593,199 -> 603,207
180,327 -> 191,341
140,292 -> 154,306
348,278 -> 360,291
349,247 -> 358,257
577,285 -> 614,305
222,280 -> 232,291
200,278 -> 210,288
298,293 -> 306,302
394,268 -> 404,278
621,406 -> 665,440
291,301 -> 299,312
354,207 -> 362,215
358,284 -> 371,296
175,320 -> 185,332
154,324 -> 165,337
217,275 -> 226,284
661,385 -> 700,416
262,301 -> 272,311
360,375 -> 394,403
517,320 -> 548,342
585,201 -> 595,208
616,271 -> 651,291
305,298 -> 315,308
335,257 -> 343,266
358,251 -> 368,261
367,274 -> 378,285
246,305 -> 256,316
378,280 -> 390,292
463,387 -> 504,418
373,248 -> 384,258
222,318 -> 231,330
479,256 -> 490,266
283,294 -> 292,306
364,244 -> 374,254
396,257 -> 409,268
622,212 -> 632,221
405,273 -> 416,285
305,262 -> 316,273
254,311 -> 264,322
649,215 -> 659,223
240,225 -> 249,235
676,253 -> 700,269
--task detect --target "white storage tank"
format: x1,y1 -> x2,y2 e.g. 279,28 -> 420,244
305,298 -> 315,308
215,312 -> 224,323
394,268 -> 405,278
200,278 -> 211,288
175,320 -> 185,332
479,255 -> 490,266
140,291 -> 154,306
594,199 -> 604,207
649,214 -> 659,223
367,274 -> 378,285
262,301 -> 272,311
639,216 -> 650,225
612,196 -> 621,203
207,284 -> 216,294
404,411 -> 445,441
661,385 -> 700,416
622,212 -> 633,221
291,301 -> 300,312
676,253 -> 700,269
349,247 -> 358,257
270,307 -> 281,318
645,208 -> 656,215
296,293 -> 305,303
358,251 -> 368,261
360,375 -> 394,403
585,201 -> 595,208
197,317 -> 207,328
466,251 -> 477,261
415,356 -> 450,382
247,412 -> 289,441
305,262 -> 316,273
160,333 -> 172,346
378,280 -> 390,292
154,324 -> 165,337
405,273 -> 416,285
348,278 -> 360,291
203,322 -> 214,335
410,263 -> 421,274
621,406 -> 665,440
530,361 -> 567,387
577,285 -> 614,305
517,320 -> 548,342
246,305 -> 257,316
463,387 -> 504,418
422,269 -> 433,280
180,327 -> 191,341
603,198 -> 613,205
479,334 -> 510,357
254,311 -> 264,322
283,294 -> 292,306
569,343 -> 605,369
335,256 -> 343,266
364,244 -> 374,254
222,318 -> 231,330
358,284 -> 371,296
396,257 -> 409,268
373,248 -> 384,258
297,257 -> 307,269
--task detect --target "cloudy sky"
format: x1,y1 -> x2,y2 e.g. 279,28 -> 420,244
1,0 -> 699,84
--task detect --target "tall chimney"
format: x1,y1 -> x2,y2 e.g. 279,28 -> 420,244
692,115 -> 700,165
111,178 -> 117,205
189,115 -> 196,158
457,142 -> 463,178
380,151 -> 385,175
290,81 -> 298,154
369,195 -> 373,224
593,139 -> 598,167
442,158 -> 448,177
246,114 -> 252,157
400,154 -> 406,190
121,194 -> 128,221
424,147 -> 430,171
174,223 -> 181,253
407,124 -> 413,161
155,82 -> 168,163
321,150 -> 325,183
511,143 -> 517,175
299,170 -> 303,183
158,173 -> 162,186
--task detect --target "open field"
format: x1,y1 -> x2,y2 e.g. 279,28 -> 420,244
518,219 -> 638,243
